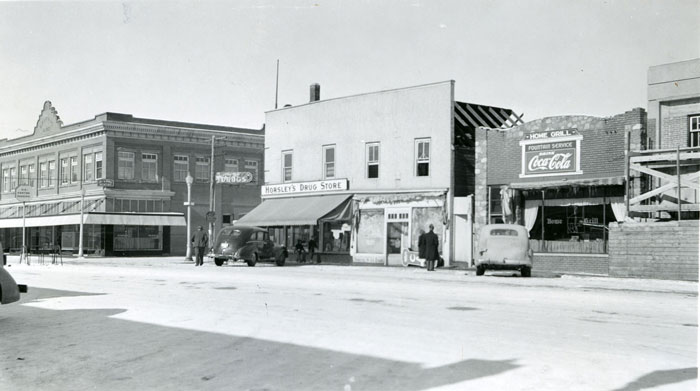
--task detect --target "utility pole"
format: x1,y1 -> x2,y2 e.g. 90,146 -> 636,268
275,59 -> 279,109
209,135 -> 215,247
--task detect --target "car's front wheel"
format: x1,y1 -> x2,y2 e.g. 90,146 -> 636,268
214,258 -> 224,267
521,266 -> 531,277
476,265 -> 485,276
275,253 -> 286,266
247,254 -> 257,267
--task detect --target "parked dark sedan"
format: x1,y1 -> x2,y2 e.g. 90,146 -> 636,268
1,241 -> 27,304
209,226 -> 288,267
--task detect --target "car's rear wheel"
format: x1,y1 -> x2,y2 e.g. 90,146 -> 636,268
521,266 -> 531,277
247,254 -> 257,267
214,258 -> 224,267
476,265 -> 485,276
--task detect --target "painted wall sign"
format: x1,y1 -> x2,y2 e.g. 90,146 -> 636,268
14,185 -> 34,201
519,129 -> 583,178
262,178 -> 348,196
216,171 -> 253,184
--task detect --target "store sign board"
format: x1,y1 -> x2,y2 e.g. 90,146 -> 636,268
262,178 -> 348,196
15,185 -> 34,201
520,129 -> 582,178
216,171 -> 253,184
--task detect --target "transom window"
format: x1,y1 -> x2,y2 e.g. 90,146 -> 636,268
225,158 -> 239,172
416,138 -> 430,177
323,145 -> 335,179
141,153 -> 158,182
282,152 -> 293,182
690,115 -> 700,147
366,142 -> 379,179
118,152 -> 135,180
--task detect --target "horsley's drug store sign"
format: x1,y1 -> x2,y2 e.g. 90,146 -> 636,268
519,129 -> 582,178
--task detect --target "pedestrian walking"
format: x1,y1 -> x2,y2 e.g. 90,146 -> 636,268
308,237 -> 319,263
424,224 -> 439,271
295,239 -> 306,263
191,225 -> 208,266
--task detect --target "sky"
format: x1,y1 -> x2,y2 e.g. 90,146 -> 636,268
1,0 -> 698,140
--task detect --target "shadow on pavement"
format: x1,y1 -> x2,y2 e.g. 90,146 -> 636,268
610,367 -> 697,391
1,288 -> 519,391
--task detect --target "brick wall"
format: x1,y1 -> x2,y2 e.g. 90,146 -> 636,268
659,98 -> 700,149
533,254 -> 609,275
608,220 -> 699,281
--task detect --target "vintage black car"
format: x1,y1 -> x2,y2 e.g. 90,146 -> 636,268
1,241 -> 27,304
209,226 -> 288,267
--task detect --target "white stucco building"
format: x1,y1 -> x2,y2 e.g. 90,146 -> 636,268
238,81 -> 521,266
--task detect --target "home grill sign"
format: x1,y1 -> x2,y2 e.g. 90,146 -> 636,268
520,129 -> 582,178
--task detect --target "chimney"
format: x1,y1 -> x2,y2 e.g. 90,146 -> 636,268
310,83 -> 320,102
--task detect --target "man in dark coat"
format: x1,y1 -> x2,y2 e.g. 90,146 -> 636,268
424,224 -> 439,271
418,229 -> 426,259
191,226 -> 208,266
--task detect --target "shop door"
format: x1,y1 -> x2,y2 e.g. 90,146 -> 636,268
386,222 -> 409,266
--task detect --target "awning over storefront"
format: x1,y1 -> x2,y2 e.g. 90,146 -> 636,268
510,176 -> 625,190
0,212 -> 186,228
236,194 -> 352,227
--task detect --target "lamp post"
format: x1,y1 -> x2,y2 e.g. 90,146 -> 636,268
185,173 -> 194,262
78,187 -> 85,258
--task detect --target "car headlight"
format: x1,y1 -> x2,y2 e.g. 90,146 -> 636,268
220,242 -> 229,249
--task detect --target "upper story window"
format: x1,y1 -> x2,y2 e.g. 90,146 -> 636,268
28,164 -> 35,187
10,166 -> 17,190
690,115 -> 700,147
173,155 -> 189,182
19,165 -> 28,186
2,167 -> 9,193
118,151 -> 135,180
83,153 -> 94,182
245,160 -> 258,183
60,158 -> 70,185
48,160 -> 56,187
323,145 -> 335,179
282,151 -> 293,182
141,153 -> 158,182
40,162 -> 48,188
225,158 -> 239,172
366,142 -> 379,179
415,138 -> 430,177
195,156 -> 210,181
70,156 -> 79,183
95,152 -> 103,180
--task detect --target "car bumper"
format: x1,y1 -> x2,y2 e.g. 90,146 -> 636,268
476,259 -> 532,270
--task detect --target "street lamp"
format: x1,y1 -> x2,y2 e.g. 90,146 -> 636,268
185,173 -> 194,262
78,187 -> 86,258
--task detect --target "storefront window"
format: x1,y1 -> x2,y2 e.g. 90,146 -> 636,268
357,209 -> 384,253
113,225 -> 162,251
321,220 -> 350,253
529,204 -> 615,254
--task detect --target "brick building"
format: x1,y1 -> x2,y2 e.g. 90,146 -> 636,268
474,109 -> 646,275
0,102 -> 263,256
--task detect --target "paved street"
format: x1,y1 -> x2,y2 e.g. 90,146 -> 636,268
1,256 -> 697,391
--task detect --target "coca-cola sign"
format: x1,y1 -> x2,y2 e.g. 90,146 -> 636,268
522,139 -> 579,176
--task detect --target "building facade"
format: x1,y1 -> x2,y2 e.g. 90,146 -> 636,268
237,81 -> 521,266
474,109 -> 646,274
0,102 -> 264,256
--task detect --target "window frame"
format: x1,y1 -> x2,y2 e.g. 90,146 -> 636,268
95,152 -> 103,180
689,114 -> 700,147
366,142 -> 379,179
415,138 -> 431,177
323,145 -> 335,179
244,160 -> 258,183
195,156 -> 210,182
60,157 -> 70,185
141,153 -> 158,182
48,160 -> 56,188
83,153 -> 94,183
173,155 -> 189,182
282,151 -> 293,183
39,161 -> 48,188
118,151 -> 135,180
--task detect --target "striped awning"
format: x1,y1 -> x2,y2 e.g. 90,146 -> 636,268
454,101 -> 524,129
510,176 -> 626,190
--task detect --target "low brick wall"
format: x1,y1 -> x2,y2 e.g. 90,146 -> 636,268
608,220 -> 699,281
533,253 -> 609,275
